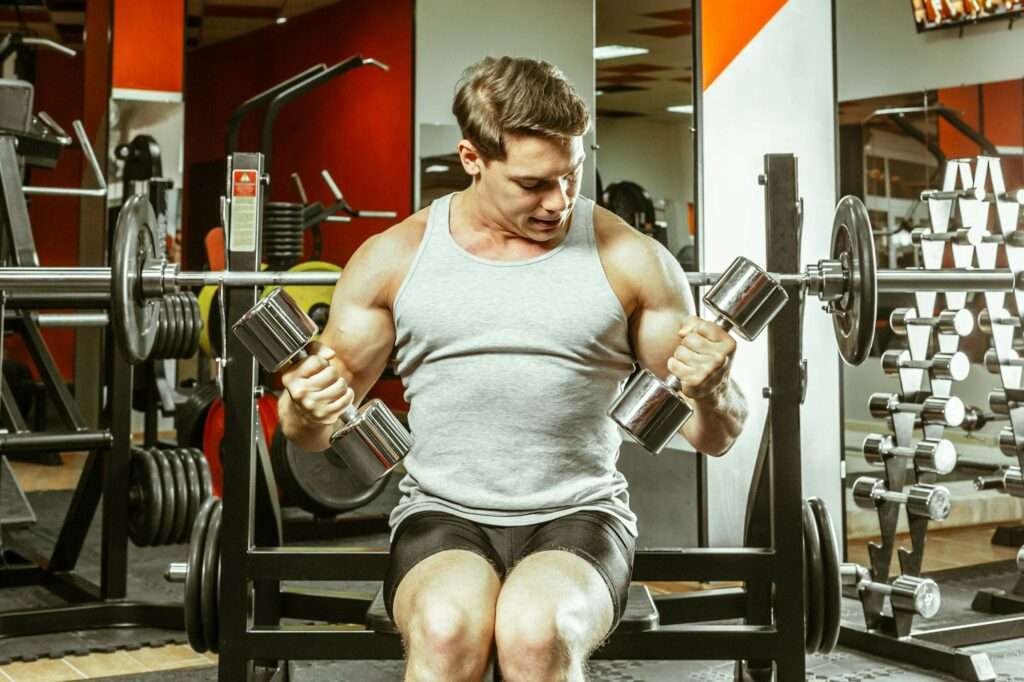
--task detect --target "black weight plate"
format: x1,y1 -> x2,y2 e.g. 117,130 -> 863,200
112,195 -> 160,364
175,382 -> 219,449
178,449 -> 201,537
282,433 -> 388,516
186,497 -> 216,653
151,448 -> 176,545
178,294 -> 194,359
201,500 -> 223,652
183,293 -> 201,358
127,448 -> 162,546
803,500 -> 824,654
831,195 -> 877,366
169,294 -> 186,359
270,426 -> 301,508
809,497 -> 842,654
152,299 -> 168,359
164,448 -> 189,544
190,447 -> 214,502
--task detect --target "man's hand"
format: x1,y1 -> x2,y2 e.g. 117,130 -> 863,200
667,316 -> 737,401
279,342 -> 354,425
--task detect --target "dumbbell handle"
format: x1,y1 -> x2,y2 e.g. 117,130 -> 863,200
921,187 -> 985,201
986,189 -> 1024,204
912,227 -> 984,247
975,475 -> 1005,491
664,315 -> 732,392
292,348 -> 360,424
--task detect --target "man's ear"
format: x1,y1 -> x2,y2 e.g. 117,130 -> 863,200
457,139 -> 485,177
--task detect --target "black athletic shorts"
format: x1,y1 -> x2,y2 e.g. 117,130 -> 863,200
383,510 -> 636,629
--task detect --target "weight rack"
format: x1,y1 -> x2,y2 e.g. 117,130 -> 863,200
212,152 -> 811,679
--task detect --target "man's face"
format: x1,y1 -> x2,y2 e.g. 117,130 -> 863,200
462,132 -> 585,243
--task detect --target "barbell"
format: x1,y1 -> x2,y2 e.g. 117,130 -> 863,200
0,194 -> 1019,365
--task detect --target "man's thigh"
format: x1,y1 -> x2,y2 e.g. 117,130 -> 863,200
385,512 -> 504,628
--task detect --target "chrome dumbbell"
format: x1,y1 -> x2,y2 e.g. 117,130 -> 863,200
852,476 -> 952,521
978,308 -> 1022,334
862,433 -> 957,475
890,308 -> 973,337
881,349 -> 970,382
233,288 -> 412,485
987,390 -> 1024,457
921,187 -> 985,202
984,349 -> 1024,375
609,257 -> 787,454
974,466 -> 1024,496
911,226 -> 986,248
841,563 -> 941,618
868,392 -> 965,427
984,189 -> 1024,204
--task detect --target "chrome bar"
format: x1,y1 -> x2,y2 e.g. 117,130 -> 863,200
0,268 -> 111,292
22,186 -> 108,197
876,269 -> 1015,293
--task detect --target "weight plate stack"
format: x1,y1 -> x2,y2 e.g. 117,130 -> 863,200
809,497 -> 842,654
127,448 -> 163,547
263,201 -> 304,270
151,449 -> 177,545
803,499 -> 825,654
185,497 -> 217,652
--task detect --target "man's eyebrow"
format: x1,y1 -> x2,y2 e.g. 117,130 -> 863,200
510,160 -> 585,182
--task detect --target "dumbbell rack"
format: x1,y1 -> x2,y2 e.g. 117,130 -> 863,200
839,156 -> 1024,681
211,152 -> 814,679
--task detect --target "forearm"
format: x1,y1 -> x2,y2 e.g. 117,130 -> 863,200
680,378 -> 747,456
278,390 -> 336,452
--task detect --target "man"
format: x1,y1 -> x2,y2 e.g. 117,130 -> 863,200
279,56 -> 746,682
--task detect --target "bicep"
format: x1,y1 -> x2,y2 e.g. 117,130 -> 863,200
629,248 -> 698,376
317,242 -> 397,400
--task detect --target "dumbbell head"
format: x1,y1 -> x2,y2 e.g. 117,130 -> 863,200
890,575 -> 941,618
922,396 -> 965,427
906,483 -> 951,520
880,350 -> 909,375
1017,546 -> 1024,575
861,433 -> 892,465
914,439 -> 957,475
979,308 -> 1015,335
999,427 -> 1022,458
840,562 -> 870,588
232,288 -> 317,372
851,476 -> 886,510
889,308 -> 914,335
868,392 -> 897,418
937,309 -> 973,336
702,256 -> 788,341
1005,466 -> 1024,496
985,349 -> 1018,374
991,389 -> 1010,416
930,352 -> 970,381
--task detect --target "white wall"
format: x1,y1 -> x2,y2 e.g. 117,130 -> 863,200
700,0 -> 839,546
837,0 -> 1024,101
415,0 -> 596,207
596,117 -> 694,253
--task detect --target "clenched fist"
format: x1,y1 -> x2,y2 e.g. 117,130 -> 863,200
280,342 -> 354,425
666,316 -> 737,401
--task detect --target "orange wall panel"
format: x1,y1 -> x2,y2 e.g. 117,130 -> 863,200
938,85 -> 982,160
701,0 -> 787,91
112,0 -> 184,93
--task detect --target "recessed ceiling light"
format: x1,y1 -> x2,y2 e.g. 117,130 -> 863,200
276,17 -> 287,24
594,45 -> 649,60
425,164 -> 449,173
666,104 -> 693,114
596,90 -> 604,96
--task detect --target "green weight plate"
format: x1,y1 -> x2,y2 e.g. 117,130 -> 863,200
186,497 -> 216,653
127,448 -> 162,547
803,499 -> 824,654
190,447 -> 214,502
151,448 -> 176,545
163,448 -> 188,544
112,195 -> 160,364
830,195 -> 877,367
178,449 -> 201,537
809,497 -> 842,654
201,500 -> 222,652
276,427 -> 388,516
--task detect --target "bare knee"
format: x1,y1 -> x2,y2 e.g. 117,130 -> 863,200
401,597 -> 494,681
495,602 -> 589,681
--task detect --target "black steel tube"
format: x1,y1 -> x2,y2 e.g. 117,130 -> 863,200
0,429 -> 112,452
5,292 -> 110,308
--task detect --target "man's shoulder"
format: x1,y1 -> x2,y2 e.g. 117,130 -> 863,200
592,204 -> 667,276
366,206 -> 430,260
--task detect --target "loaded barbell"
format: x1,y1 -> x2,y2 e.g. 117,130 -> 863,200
0,194 -> 1020,370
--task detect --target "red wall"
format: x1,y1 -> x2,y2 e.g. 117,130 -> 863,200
112,0 -> 184,93
939,80 -> 1024,190
184,0 -> 414,269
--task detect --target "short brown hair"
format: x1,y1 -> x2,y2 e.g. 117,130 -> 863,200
452,56 -> 590,162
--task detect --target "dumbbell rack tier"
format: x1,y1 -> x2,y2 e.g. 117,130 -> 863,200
0,123 -> 184,643
209,153 -> 813,678
838,156 -> 1024,682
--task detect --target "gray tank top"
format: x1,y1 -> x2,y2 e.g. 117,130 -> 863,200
389,192 -> 638,538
